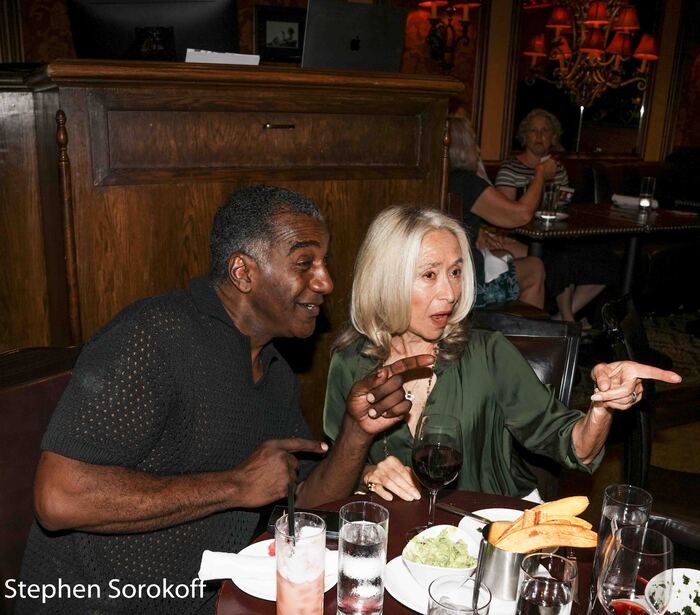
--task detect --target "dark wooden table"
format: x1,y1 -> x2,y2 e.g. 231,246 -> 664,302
215,490 -> 594,614
510,203 -> 700,294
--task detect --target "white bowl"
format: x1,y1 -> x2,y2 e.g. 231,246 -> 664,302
646,568 -> 700,615
401,524 -> 479,588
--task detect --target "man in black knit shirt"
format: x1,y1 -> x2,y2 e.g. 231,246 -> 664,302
17,185 -> 433,614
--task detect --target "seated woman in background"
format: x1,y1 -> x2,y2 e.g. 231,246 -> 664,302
448,115 -> 554,309
495,108 -> 616,324
323,206 -> 681,501
495,109 -> 568,197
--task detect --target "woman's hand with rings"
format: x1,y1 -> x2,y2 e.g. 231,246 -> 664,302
363,457 -> 422,502
590,360 -> 681,411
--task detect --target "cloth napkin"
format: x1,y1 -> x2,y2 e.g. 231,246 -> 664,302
198,547 -> 338,582
612,193 -> 659,209
481,248 -> 510,284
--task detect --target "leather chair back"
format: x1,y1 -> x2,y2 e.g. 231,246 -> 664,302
0,347 -> 78,614
472,311 -> 582,500
472,311 -> 581,407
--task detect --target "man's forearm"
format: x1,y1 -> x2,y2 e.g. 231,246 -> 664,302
571,403 -> 614,464
35,451 -> 245,533
297,416 -> 372,507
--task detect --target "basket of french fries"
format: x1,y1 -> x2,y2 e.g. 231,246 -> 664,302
479,496 -> 597,600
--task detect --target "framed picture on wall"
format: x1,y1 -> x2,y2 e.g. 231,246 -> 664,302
255,6 -> 306,62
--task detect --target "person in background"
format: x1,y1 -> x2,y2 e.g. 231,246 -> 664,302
448,115 -> 554,309
495,109 -> 616,324
323,206 -> 681,502
495,109 -> 568,196
18,185 -> 432,614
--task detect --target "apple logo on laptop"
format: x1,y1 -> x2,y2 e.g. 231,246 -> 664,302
350,36 -> 361,51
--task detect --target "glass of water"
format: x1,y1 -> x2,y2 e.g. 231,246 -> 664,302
587,484 -> 653,615
428,576 -> 492,615
538,183 -> 559,222
337,500 -> 389,615
515,553 -> 578,615
639,176 -> 656,209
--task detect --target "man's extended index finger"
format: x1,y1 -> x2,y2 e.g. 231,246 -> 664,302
384,354 -> 435,377
274,438 -> 329,453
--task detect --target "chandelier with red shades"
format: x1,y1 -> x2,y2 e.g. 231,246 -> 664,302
522,1 -> 658,107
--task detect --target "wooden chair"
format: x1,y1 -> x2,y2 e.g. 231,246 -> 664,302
0,347 -> 79,615
471,311 -> 582,500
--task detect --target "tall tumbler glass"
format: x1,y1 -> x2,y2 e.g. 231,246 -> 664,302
586,484 -> 653,615
539,183 -> 559,221
275,511 -> 326,615
337,500 -> 389,615
515,553 -> 578,615
639,177 -> 656,209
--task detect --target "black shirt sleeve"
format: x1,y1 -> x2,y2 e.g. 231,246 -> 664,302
448,169 -> 491,286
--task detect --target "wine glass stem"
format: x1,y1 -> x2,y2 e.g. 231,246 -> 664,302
427,489 -> 438,526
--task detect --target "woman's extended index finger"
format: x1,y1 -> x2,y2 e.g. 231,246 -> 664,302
634,365 -> 682,384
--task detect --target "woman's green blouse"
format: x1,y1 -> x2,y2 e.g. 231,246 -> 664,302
323,329 -> 602,497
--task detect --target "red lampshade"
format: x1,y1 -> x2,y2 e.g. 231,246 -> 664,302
584,1 -> 610,27
522,0 -> 553,9
418,0 -> 448,8
606,32 -> 632,57
612,6 -> 640,31
579,28 -> 606,55
633,33 -> 659,59
551,37 -> 573,59
454,1 -> 481,21
546,6 -> 573,31
418,0 -> 447,18
523,34 -> 547,57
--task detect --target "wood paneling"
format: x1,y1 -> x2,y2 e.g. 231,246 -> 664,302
18,60 -> 461,435
0,83 -> 50,350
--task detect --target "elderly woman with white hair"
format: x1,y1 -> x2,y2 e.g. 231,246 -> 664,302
323,206 -> 681,502
496,108 -> 569,196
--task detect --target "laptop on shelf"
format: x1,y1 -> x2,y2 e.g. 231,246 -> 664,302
301,0 -> 407,72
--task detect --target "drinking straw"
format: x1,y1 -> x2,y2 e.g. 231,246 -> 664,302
287,482 -> 295,544
472,538 -> 487,610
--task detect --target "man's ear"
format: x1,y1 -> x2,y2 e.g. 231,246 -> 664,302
227,254 -> 256,293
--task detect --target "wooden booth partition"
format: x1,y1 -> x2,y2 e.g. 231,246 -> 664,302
20,60 -> 462,436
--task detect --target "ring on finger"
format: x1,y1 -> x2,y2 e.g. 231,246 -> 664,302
631,390 -> 638,403
366,481 -> 376,492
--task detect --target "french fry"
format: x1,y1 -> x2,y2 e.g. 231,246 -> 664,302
485,521 -> 512,544
493,496 -> 591,544
495,523 -> 598,553
540,516 -> 593,530
531,496 -> 589,517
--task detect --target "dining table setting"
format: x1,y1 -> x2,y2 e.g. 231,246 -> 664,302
206,480 -> 699,615
210,489 -> 597,615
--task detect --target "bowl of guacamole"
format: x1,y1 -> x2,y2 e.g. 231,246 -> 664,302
402,525 -> 479,588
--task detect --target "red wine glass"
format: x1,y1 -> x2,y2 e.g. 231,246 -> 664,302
410,414 -> 463,534
597,525 -> 673,615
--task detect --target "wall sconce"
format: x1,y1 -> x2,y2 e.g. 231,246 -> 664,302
418,0 -> 482,73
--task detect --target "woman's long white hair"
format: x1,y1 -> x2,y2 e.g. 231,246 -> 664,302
335,206 -> 476,362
